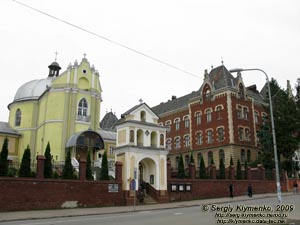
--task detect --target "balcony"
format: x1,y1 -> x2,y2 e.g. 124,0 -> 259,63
76,115 -> 91,122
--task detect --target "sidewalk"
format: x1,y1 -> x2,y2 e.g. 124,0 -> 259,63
0,192 -> 299,222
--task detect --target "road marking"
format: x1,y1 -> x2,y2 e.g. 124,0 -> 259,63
174,212 -> 183,215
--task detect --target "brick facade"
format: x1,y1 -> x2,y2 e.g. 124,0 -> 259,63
152,65 -> 267,172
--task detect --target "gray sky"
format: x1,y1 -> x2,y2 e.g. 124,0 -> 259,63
1,0 -> 300,122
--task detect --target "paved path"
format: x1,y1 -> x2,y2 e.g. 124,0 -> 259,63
0,192 -> 299,222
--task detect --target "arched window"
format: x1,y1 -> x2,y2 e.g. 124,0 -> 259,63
129,130 -> 135,143
78,98 -> 88,117
241,149 -> 246,163
207,130 -> 213,143
208,151 -> 213,165
254,111 -> 259,124
197,153 -> 203,166
174,137 -> 181,149
140,111 -> 146,122
166,139 -> 172,150
160,134 -> 164,146
184,135 -> 190,147
174,118 -> 180,130
165,120 -> 171,132
151,131 -> 158,148
15,109 -> 22,126
196,132 -> 203,145
206,109 -> 212,122
247,149 -> 251,162
219,149 -> 225,163
195,112 -> 201,125
176,156 -> 180,169
183,115 -> 190,128
217,127 -> 224,141
137,129 -> 144,146
185,155 -> 190,167
216,105 -> 222,119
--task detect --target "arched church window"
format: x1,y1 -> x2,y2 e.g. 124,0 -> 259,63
15,109 -> 21,126
140,111 -> 146,122
78,98 -> 88,117
151,131 -> 158,148
129,130 -> 135,143
160,134 -> 164,146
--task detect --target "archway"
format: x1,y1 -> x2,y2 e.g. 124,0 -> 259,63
138,157 -> 157,189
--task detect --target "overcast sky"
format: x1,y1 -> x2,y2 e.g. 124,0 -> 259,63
1,0 -> 300,122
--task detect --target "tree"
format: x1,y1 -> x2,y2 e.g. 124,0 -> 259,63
0,137 -> 9,176
190,152 -> 195,164
177,154 -> 185,179
19,145 -> 31,177
100,151 -> 109,180
230,156 -> 234,166
236,159 -> 242,180
259,79 -> 300,176
219,157 -> 225,179
63,149 -> 73,179
86,150 -> 93,180
44,142 -> 52,178
199,156 -> 206,179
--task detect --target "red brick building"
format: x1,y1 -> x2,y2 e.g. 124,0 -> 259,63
152,65 -> 267,172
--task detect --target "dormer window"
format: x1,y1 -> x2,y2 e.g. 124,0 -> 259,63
203,84 -> 211,101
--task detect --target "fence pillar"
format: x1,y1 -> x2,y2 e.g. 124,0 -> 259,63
36,155 -> 46,179
115,161 -> 123,182
228,165 -> 235,180
167,160 -> 171,180
79,158 -> 87,181
210,164 -> 216,179
247,166 -> 252,180
189,163 -> 196,180
258,164 -> 265,180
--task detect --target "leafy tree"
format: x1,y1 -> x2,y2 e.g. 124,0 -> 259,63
44,142 -> 52,178
244,160 -> 248,180
86,150 -> 93,180
0,137 -> 9,176
236,159 -> 242,180
259,79 -> 300,176
100,151 -> 109,180
219,157 -> 225,179
63,149 -> 73,179
177,154 -> 185,179
19,145 -> 31,177
199,156 -> 206,179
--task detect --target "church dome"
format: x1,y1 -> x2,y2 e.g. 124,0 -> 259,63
13,78 -> 52,102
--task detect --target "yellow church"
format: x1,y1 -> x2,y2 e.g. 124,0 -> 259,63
1,55 -> 116,169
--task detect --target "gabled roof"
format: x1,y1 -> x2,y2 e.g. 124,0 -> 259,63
121,103 -> 159,118
0,122 -> 21,136
152,91 -> 199,116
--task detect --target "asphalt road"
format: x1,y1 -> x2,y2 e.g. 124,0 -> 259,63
1,195 -> 299,225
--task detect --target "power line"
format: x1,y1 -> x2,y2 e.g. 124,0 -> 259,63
12,0 -> 201,79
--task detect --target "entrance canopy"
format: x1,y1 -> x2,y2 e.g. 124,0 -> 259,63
66,130 -> 104,150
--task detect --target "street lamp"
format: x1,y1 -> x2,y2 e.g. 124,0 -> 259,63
229,68 -> 282,204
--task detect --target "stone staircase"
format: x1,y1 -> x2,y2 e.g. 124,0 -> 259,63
143,194 -> 158,204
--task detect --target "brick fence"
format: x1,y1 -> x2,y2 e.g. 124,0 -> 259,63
0,157 -> 124,212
